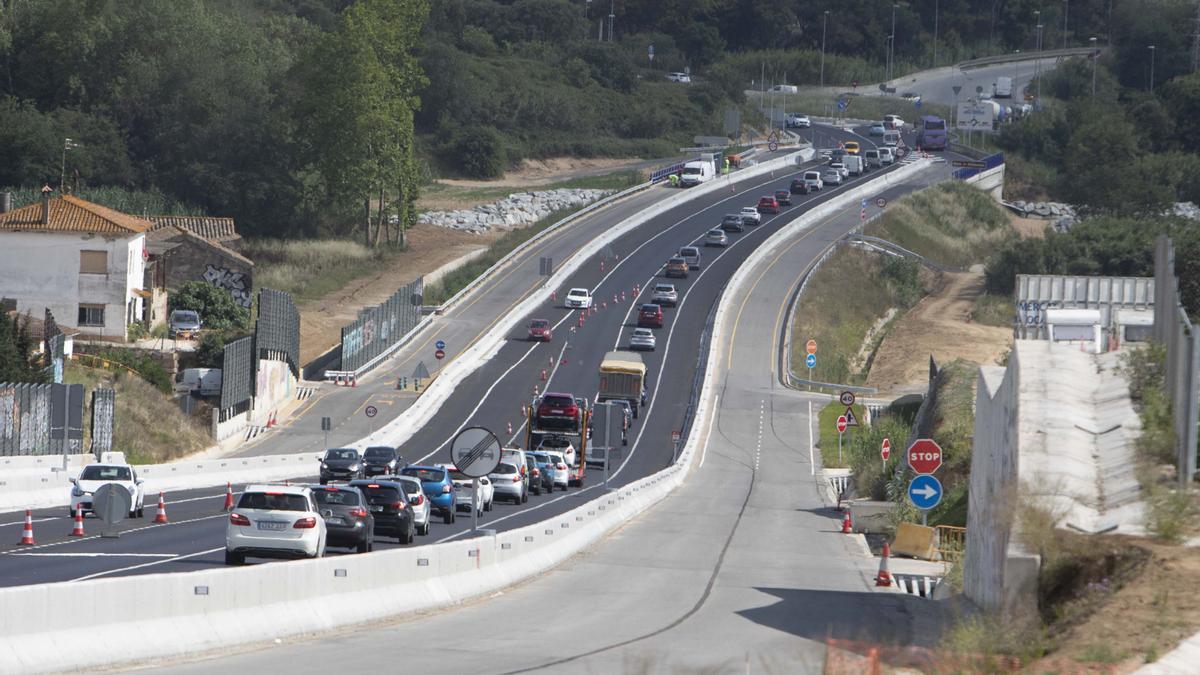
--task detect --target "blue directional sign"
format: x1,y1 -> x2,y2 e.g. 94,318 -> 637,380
836,99 -> 848,111
907,474 -> 943,510
805,353 -> 817,369
435,340 -> 446,350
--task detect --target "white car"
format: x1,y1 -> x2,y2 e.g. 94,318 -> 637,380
738,206 -> 762,226
666,71 -> 691,83
884,114 -> 905,129
829,161 -> 849,179
543,451 -> 570,490
225,484 -> 326,565
70,461 -> 145,518
786,113 -> 811,128
488,461 -> 526,504
536,436 -> 576,468
803,170 -> 823,191
564,287 -> 592,309
446,464 -> 492,517
822,168 -> 843,185
705,228 -> 728,247
629,327 -> 656,351
393,474 -> 432,535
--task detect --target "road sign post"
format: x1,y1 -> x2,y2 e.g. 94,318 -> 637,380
836,414 -> 848,463
321,416 -> 331,450
364,405 -> 378,435
881,437 -> 891,471
907,474 -> 943,523
449,426 -> 503,536
671,429 -> 681,464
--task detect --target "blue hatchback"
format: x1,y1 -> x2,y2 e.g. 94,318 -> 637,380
399,465 -> 456,524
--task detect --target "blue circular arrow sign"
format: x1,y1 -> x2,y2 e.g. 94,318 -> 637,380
435,340 -> 446,350
805,353 -> 817,369
907,474 -> 943,510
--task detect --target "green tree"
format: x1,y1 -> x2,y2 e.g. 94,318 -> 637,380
1161,72 -> 1200,153
0,312 -> 46,383
169,281 -> 251,333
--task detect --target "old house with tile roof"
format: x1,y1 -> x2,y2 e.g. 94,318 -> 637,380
0,187 -> 149,339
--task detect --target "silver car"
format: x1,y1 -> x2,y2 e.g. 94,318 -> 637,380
391,474 -> 432,535
489,462 -> 525,504
651,283 -> 678,307
629,327 -> 656,351
822,169 -> 843,185
705,229 -> 728,247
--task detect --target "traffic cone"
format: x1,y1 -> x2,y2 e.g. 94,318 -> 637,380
551,291 -> 556,303
507,422 -> 513,435
223,482 -> 234,511
153,492 -> 168,524
841,511 -> 853,534
540,369 -> 547,381
534,385 -> 540,397
69,504 -> 85,536
875,542 -> 894,587
600,260 -> 605,273
350,374 -> 357,388
17,508 -> 35,545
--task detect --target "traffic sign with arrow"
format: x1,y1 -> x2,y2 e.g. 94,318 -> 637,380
907,474 -> 943,510
805,353 -> 816,369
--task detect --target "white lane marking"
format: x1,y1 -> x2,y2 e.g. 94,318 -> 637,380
0,517 -> 58,528
69,547 -> 225,582
808,400 -> 815,475
0,512 -> 228,555
699,395 -> 719,469
507,341 -> 570,446
11,552 -> 177,558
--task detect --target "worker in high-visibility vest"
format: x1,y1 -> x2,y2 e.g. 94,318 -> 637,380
669,173 -> 680,187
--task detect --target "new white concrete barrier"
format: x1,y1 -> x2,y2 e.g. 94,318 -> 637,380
0,154 -> 928,675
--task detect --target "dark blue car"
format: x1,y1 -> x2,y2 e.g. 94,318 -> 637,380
400,465 -> 456,524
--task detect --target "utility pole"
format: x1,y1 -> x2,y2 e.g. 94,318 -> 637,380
888,3 -> 897,82
1036,23 -> 1044,102
1062,0 -> 1070,49
1149,44 -> 1156,90
1192,0 -> 1200,72
1090,37 -> 1098,98
933,0 -> 939,68
607,0 -> 614,42
820,10 -> 829,87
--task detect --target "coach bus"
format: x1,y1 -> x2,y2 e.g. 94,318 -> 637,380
915,115 -> 948,151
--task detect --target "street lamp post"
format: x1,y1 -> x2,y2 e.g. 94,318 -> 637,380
1090,37 -> 1098,98
1036,23 -> 1044,101
888,4 -> 897,82
1062,0 -> 1070,49
1149,44 -> 1156,90
933,0 -> 939,68
820,10 -> 829,87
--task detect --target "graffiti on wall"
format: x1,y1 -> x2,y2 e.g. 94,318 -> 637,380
203,264 -> 253,308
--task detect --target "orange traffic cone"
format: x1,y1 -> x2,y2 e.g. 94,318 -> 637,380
841,511 -> 853,534
223,482 -> 235,511
69,503 -> 85,536
540,369 -> 547,381
507,422 -> 513,435
153,492 -> 168,524
17,508 -> 35,545
876,542 -> 894,587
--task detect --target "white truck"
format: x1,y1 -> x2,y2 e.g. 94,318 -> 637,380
993,76 -> 1013,98
678,159 -> 714,187
844,154 -> 865,176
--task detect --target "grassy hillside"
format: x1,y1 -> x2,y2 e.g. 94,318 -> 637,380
865,181 -> 1015,268
64,364 -> 210,465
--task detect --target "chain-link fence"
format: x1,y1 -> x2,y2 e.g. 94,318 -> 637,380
340,277 -> 424,374
1153,235 -> 1200,485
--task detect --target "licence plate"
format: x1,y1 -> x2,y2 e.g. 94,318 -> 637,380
257,521 -> 286,531
371,505 -> 384,512
326,516 -> 345,525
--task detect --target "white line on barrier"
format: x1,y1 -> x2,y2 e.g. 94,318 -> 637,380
809,400 -> 815,475
69,547 -> 224,582
699,395 -> 719,469
12,552 -> 176,558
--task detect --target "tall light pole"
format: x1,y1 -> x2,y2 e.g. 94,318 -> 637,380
607,0 -> 614,42
1090,36 -> 1098,98
990,0 -> 999,51
820,10 -> 830,87
933,0 -> 939,67
888,3 -> 897,81
1062,0 -> 1070,49
1036,21 -> 1044,102
1149,44 -> 1156,90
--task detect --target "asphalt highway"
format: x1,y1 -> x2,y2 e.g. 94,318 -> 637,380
0,125 -> 962,589
153,143 -> 956,674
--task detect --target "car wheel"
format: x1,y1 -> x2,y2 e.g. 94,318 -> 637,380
357,537 -> 371,554
137,502 -> 145,518
405,525 -> 415,545
224,550 -> 244,566
319,478 -> 327,486
484,498 -> 493,512
521,489 -> 529,504
512,493 -> 522,505
420,521 -> 430,536
444,509 -> 455,524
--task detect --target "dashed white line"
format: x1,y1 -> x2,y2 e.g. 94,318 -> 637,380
69,547 -> 225,582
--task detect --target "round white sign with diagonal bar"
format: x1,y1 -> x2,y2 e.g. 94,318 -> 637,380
449,426 -> 502,478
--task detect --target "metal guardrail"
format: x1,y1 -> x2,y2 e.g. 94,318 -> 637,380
845,234 -> 961,273
956,46 -> 1098,70
70,353 -> 141,378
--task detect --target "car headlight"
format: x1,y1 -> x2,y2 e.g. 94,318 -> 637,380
348,464 -> 359,472
71,487 -> 85,497
320,462 -> 327,470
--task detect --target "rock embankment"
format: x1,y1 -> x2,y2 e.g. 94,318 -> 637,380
418,189 -> 612,234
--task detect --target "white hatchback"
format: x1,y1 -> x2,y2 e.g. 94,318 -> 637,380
543,451 -> 571,490
446,465 -> 493,517
536,436 -> 576,468
225,485 -> 326,565
392,474 -> 432,535
565,288 -> 592,309
70,462 -> 145,518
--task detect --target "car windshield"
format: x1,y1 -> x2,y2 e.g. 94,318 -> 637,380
448,470 -> 474,482
641,304 -> 658,312
568,289 -> 587,297
80,465 -> 132,481
681,247 -> 697,255
634,329 -> 652,337
530,320 -> 548,329
237,492 -> 309,511
541,437 -> 569,448
313,488 -> 360,506
363,448 -> 394,460
495,462 -> 517,475
359,486 -> 402,504
655,284 -> 673,292
325,449 -> 358,461
172,311 -> 199,323
399,481 -> 421,495
543,395 -> 573,407
401,467 -> 446,483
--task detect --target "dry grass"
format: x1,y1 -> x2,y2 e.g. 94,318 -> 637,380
242,238 -> 400,302
864,182 -> 1015,269
64,364 -> 210,464
969,293 -> 1015,328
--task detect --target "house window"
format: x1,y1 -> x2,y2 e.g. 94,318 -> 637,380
78,304 -> 105,327
80,250 -> 108,275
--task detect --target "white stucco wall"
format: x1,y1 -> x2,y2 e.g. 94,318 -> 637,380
0,230 -> 145,338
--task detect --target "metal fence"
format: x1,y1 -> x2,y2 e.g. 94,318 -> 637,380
91,388 -> 115,457
256,288 -> 300,377
340,277 -> 424,374
0,383 -> 51,455
1153,235 -> 1200,485
219,336 -> 254,421
951,151 -> 1005,180
1014,274 -> 1155,340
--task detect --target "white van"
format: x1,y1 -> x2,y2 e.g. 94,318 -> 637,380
844,155 -> 865,176
803,170 -> 823,191
864,149 -> 881,169
678,160 -> 714,187
882,129 -> 901,147
878,147 -> 895,165
177,367 -> 223,397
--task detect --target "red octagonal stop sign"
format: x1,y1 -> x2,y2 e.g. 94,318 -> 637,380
907,438 -> 943,474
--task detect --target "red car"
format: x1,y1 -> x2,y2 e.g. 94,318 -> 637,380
528,319 -> 552,342
757,195 -> 780,214
637,303 -> 664,328
536,393 -> 579,430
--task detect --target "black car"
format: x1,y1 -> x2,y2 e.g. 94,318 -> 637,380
790,178 -> 810,195
524,455 -> 553,496
348,480 -> 416,544
774,189 -> 792,206
320,448 -> 363,484
362,446 -> 404,477
720,214 -> 745,232
311,485 -> 374,553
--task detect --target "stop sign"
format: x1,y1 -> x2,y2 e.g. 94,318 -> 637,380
907,438 -> 943,474
836,416 -> 848,433
881,437 -> 891,461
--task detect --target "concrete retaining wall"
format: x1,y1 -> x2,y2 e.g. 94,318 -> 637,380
964,163 -> 1006,202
